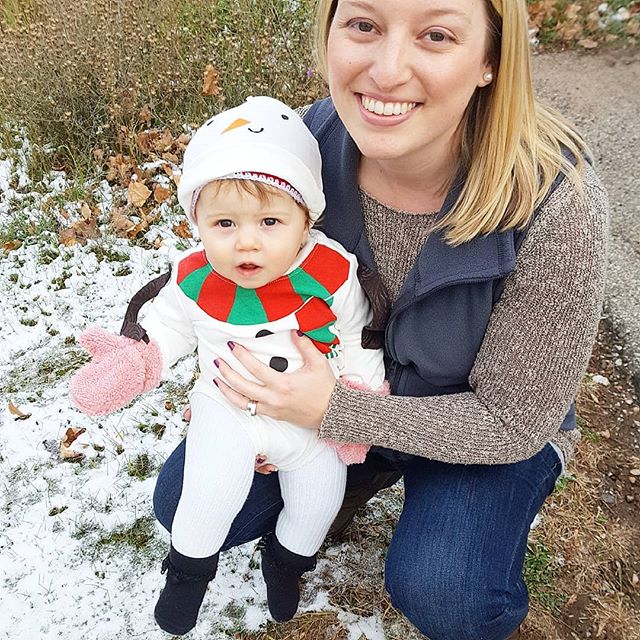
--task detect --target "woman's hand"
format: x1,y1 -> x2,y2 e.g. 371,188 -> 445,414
213,330 -> 337,428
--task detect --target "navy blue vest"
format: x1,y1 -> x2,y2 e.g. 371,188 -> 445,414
304,98 -> 576,440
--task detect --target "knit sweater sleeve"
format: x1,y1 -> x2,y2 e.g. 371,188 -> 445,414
318,165 -> 610,465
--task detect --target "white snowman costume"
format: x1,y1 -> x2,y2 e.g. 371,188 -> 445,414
143,97 -> 385,558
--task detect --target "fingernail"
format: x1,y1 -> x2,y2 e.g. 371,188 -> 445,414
227,341 -> 235,350
214,359 -> 220,368
213,378 -> 219,387
296,330 -> 304,337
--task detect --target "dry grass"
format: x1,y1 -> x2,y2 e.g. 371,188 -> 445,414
0,0 -> 325,177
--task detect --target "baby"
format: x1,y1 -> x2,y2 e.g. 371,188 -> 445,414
71,96 -> 385,635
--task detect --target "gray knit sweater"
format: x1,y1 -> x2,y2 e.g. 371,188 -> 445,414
318,163 -> 609,465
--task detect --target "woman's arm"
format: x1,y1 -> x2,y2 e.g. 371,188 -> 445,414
319,165 -> 609,464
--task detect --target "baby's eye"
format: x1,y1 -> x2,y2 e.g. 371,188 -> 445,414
217,219 -> 234,228
263,218 -> 278,226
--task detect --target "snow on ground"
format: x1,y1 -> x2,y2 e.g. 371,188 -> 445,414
0,139 -> 385,639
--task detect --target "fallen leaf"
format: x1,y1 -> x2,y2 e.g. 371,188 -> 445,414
578,38 -> 599,49
3,240 -> 22,251
128,180 -> 152,208
139,103 -> 153,127
202,64 -> 221,97
80,202 -> 92,220
153,184 -> 171,204
173,220 -> 193,238
162,152 -> 179,164
62,427 -> 86,448
59,227 -> 78,247
8,400 -> 31,420
109,207 -> 136,234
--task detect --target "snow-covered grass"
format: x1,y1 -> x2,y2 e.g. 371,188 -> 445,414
0,135 -> 399,640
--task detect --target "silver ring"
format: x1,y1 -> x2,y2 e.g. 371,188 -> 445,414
246,400 -> 258,417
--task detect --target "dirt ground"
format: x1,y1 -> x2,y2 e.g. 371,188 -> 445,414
522,320 -> 640,640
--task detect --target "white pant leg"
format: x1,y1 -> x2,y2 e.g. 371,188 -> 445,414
171,393 -> 256,558
275,445 -> 347,557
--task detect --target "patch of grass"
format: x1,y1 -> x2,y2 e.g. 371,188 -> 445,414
96,515 -> 157,550
137,422 -> 166,439
0,344 -> 89,395
523,540 -> 568,613
127,453 -> 156,480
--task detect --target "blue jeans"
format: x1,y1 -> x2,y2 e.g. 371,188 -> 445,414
153,440 -> 562,640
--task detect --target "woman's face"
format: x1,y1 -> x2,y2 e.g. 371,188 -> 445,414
326,0 -> 493,167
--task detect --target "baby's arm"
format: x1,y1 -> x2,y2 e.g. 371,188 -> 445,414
71,256 -> 198,416
330,252 -> 386,391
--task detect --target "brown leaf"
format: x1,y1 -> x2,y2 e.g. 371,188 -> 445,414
3,240 -> 22,251
109,207 -> 136,235
59,227 -> 78,247
93,148 -> 105,163
173,220 -> 193,239
202,64 -> 221,97
128,181 -> 152,208
152,129 -> 174,154
80,202 -> 93,220
8,400 -> 31,421
62,427 -> 86,448
578,38 -> 599,49
162,152 -> 179,164
139,103 -> 153,127
153,184 -> 171,204
72,218 -> 100,244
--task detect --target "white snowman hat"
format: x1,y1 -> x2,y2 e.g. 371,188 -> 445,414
178,96 -> 325,223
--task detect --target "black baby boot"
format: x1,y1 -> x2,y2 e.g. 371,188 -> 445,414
260,532 -> 317,622
154,545 -> 219,635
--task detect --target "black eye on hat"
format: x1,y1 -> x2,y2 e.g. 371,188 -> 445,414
281,114 -> 289,120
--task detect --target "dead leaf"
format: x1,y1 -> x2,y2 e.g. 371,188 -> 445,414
173,220 -> 193,239
62,427 -> 86,448
8,400 -> 31,421
578,38 -> 599,49
153,184 -> 171,204
59,227 -> 78,247
70,218 -> 100,245
162,152 -> 179,164
3,240 -> 22,251
80,202 -> 92,220
93,148 -> 105,163
139,103 -> 153,127
128,181 -> 152,208
109,207 -> 136,235
152,129 -> 174,154
202,64 -> 221,97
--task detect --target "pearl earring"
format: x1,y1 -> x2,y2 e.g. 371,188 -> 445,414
483,72 -> 493,83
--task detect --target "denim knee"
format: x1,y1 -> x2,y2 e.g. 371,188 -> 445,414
384,550 -> 526,640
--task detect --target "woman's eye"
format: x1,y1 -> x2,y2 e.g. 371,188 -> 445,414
263,218 -> 278,226
352,20 -> 374,33
425,31 -> 448,43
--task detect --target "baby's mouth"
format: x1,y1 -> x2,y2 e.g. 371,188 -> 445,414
236,262 -> 262,275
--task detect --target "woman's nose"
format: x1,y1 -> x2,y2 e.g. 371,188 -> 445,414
368,33 -> 413,90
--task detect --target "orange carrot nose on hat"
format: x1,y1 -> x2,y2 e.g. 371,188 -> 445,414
178,96 -> 325,225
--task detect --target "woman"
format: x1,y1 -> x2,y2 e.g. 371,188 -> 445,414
154,1 -> 609,638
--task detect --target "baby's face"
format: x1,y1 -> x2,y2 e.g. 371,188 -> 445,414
195,182 -> 310,289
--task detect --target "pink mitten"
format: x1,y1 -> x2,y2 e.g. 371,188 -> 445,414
324,379 -> 390,465
70,326 -> 163,416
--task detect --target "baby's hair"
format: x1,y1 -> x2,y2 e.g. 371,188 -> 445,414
202,179 -> 312,222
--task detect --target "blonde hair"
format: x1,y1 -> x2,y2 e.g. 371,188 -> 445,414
313,0 -> 589,245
